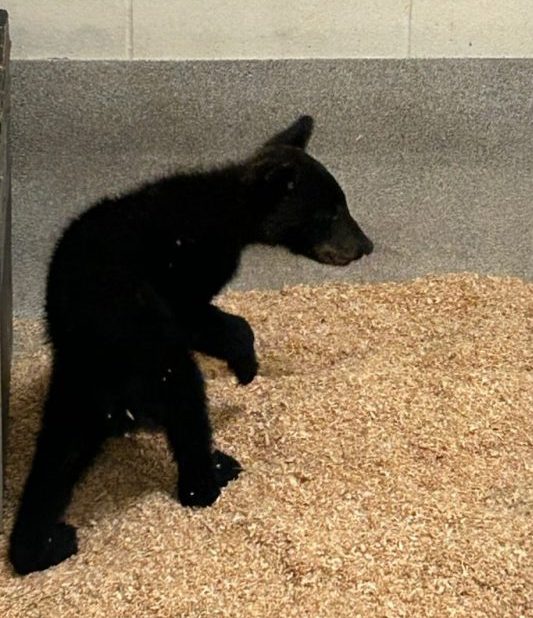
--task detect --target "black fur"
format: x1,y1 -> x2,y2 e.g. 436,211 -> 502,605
9,116 -> 372,574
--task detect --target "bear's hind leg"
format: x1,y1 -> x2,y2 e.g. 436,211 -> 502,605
9,359 -> 107,575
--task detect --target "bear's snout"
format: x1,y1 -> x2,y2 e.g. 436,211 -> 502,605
313,209 -> 373,266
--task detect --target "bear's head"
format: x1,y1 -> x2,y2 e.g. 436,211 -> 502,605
246,115 -> 373,266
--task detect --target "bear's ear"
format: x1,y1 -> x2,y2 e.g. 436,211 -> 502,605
264,115 -> 314,150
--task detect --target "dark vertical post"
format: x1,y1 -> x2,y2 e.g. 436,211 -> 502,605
0,9 -> 12,533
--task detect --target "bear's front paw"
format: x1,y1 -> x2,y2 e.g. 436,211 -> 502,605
213,449 -> 242,487
225,316 -> 257,385
177,450 -> 242,508
10,522 -> 78,575
178,472 -> 221,508
228,352 -> 258,385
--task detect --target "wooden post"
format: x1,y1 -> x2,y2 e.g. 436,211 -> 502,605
0,9 -> 12,533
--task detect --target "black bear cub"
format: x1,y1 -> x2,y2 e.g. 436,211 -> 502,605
9,116 -> 373,574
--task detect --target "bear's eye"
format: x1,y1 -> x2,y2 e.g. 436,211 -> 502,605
316,206 -> 340,223
315,210 -> 336,225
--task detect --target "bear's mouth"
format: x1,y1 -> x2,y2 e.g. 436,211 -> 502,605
312,243 -> 373,266
315,252 -> 354,266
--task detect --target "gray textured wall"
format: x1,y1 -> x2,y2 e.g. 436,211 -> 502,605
11,59 -> 533,317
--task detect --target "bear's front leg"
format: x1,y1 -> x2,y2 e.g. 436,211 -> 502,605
162,353 -> 242,507
223,313 -> 258,385
189,304 -> 258,385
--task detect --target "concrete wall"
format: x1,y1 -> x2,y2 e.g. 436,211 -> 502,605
11,58 -> 533,316
4,0 -> 533,60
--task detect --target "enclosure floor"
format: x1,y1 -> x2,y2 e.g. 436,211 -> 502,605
1,274 -> 532,617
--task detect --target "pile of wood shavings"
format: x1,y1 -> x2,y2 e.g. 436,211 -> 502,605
1,273 -> 531,618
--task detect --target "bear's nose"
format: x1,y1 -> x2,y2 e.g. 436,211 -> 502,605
361,238 -> 374,255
